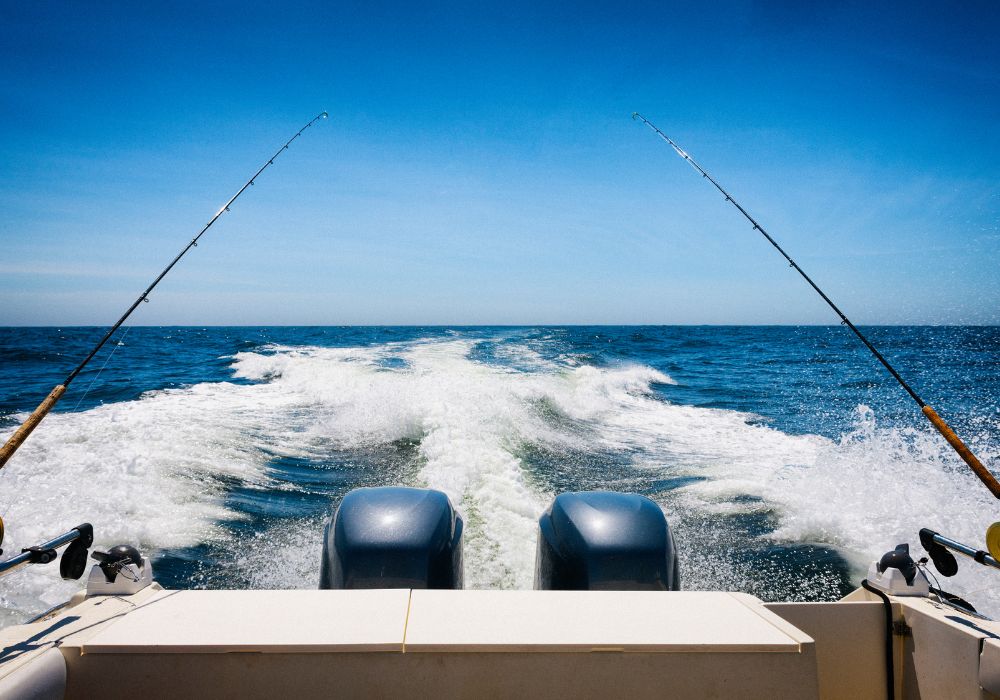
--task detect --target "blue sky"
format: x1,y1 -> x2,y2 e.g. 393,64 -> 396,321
1,1 -> 997,325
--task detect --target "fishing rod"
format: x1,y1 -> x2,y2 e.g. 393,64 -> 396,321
0,111 -> 329,471
632,112 -> 1000,500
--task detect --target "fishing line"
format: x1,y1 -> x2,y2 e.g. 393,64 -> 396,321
633,112 -> 1000,499
73,323 -> 134,411
0,111 -> 329,471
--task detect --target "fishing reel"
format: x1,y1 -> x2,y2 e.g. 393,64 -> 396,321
988,522 -> 1000,562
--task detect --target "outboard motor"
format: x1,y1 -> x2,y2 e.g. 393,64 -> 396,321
320,487 -> 463,589
535,491 -> 679,591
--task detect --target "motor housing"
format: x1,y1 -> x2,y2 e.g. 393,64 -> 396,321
535,491 -> 679,590
320,486 -> 463,589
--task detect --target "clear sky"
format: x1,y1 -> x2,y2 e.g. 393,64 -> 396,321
1,1 -> 997,325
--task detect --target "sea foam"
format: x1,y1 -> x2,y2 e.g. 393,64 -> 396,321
2,335 -> 997,623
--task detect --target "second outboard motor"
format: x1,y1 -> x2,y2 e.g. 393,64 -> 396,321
535,491 -> 679,591
320,486 -> 463,589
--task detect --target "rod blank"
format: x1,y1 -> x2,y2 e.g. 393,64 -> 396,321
633,112 -> 1000,499
0,112 -> 328,471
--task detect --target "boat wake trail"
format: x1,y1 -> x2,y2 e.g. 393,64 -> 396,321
2,333 -> 997,623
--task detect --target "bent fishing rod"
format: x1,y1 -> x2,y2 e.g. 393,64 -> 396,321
632,112 -> 1000,499
0,111 -> 329,470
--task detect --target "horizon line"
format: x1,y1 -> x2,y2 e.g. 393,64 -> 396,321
1,323 -> 997,329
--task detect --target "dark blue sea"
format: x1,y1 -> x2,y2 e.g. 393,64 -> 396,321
1,326 -> 998,622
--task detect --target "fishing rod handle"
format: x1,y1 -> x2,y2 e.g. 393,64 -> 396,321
0,384 -> 66,470
922,405 -> 1000,498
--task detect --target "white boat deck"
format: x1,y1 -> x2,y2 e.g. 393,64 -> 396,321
1,587 -> 821,699
402,589 -> 806,652
5,585 -> 1000,699
81,588 -> 412,653
74,588 -> 809,654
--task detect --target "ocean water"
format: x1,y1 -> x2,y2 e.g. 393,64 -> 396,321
1,326 -> 998,625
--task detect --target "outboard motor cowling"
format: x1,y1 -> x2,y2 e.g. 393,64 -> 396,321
535,491 -> 679,591
320,487 -> 463,589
